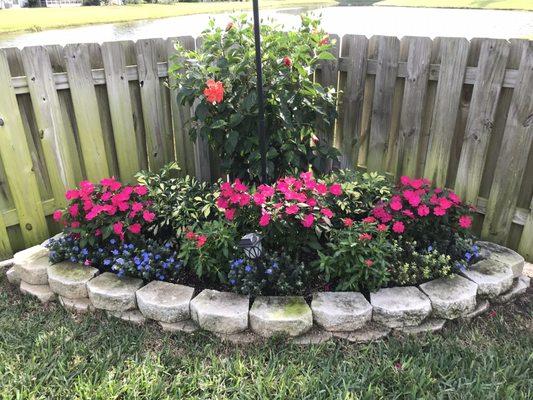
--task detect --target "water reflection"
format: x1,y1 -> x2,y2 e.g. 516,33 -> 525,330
0,5 -> 531,48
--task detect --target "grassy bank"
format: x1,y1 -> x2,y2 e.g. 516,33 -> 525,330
0,0 -> 337,34
0,274 -> 531,399
352,1 -> 533,11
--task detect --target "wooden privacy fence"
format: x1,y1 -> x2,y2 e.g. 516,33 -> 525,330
0,35 -> 531,261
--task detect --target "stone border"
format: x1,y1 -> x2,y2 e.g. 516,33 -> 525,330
3,240 -> 531,344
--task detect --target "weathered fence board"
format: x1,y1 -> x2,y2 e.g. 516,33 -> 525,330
367,36 -> 399,173
21,46 -> 78,208
0,50 -> 49,245
423,37 -> 469,187
481,43 -> 533,244
455,39 -> 509,204
396,36 -> 432,177
336,35 -> 368,169
101,41 -> 142,182
0,34 -> 531,261
136,39 -> 174,171
64,43 -> 111,182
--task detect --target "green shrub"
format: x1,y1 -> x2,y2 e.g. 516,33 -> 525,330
170,15 -> 339,182
136,163 -> 219,238
316,220 -> 394,291
178,219 -> 239,283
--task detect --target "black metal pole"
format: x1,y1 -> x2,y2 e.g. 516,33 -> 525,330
252,0 -> 267,183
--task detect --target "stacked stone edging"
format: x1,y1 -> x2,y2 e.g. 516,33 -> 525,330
2,240 -> 530,345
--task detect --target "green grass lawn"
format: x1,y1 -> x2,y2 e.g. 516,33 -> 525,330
0,0 -> 338,34
0,274 -> 531,399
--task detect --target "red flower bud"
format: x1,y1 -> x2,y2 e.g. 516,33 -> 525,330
283,56 -> 292,67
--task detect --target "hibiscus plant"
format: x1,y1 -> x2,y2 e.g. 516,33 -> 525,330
170,15 -> 339,182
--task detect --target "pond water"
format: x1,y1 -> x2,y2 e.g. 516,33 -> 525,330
0,5 -> 532,48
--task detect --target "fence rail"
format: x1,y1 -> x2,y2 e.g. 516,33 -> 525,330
0,35 -> 531,261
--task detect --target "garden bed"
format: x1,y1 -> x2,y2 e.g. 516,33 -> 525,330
4,239 -> 529,344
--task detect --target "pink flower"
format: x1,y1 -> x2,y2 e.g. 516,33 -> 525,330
196,235 -> 207,248
259,213 -> 271,227
142,210 -> 156,222
377,223 -> 388,232
224,208 -> 236,221
390,196 -> 403,211
362,216 -> 376,223
253,192 -> 266,206
133,185 -> 148,196
359,233 -> 372,241
65,189 -> 80,201
302,214 -> 314,228
402,209 -> 414,218
117,202 -> 129,212
71,221 -> 80,229
185,231 -> 196,240
459,215 -> 472,229
434,207 -> 446,216
95,229 -> 102,236
315,183 -> 328,195
258,184 -> 275,197
113,222 -> 123,236
101,192 -> 112,202
438,197 -> 453,210
233,179 -> 248,192
417,204 -> 430,216
410,178 -> 425,189
400,176 -> 411,186
53,210 -> 63,222
286,204 -> 299,215
321,208 -> 334,218
101,177 -> 122,192
128,223 -> 142,234
79,180 -> 95,196
238,193 -> 251,207
392,221 -> 405,234
448,192 -> 461,204
343,218 -> 354,227
217,197 -> 229,209
131,202 -> 143,212
403,190 -> 421,207
329,183 -> 343,196
364,259 -> 374,267
306,198 -> 317,207
68,203 -> 79,218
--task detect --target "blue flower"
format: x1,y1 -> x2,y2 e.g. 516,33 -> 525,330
117,269 -> 125,277
103,259 -> 112,266
245,265 -> 252,273
265,268 -> 273,275
464,252 -> 472,262
112,249 -> 119,256
70,256 -> 77,263
81,248 -> 89,256
134,257 -> 141,266
164,242 -> 172,248
73,246 -> 79,252
110,239 -> 117,245
116,258 -> 125,265
427,245 -> 433,252
272,262 -> 279,269
155,254 -> 161,261
230,279 -> 236,285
